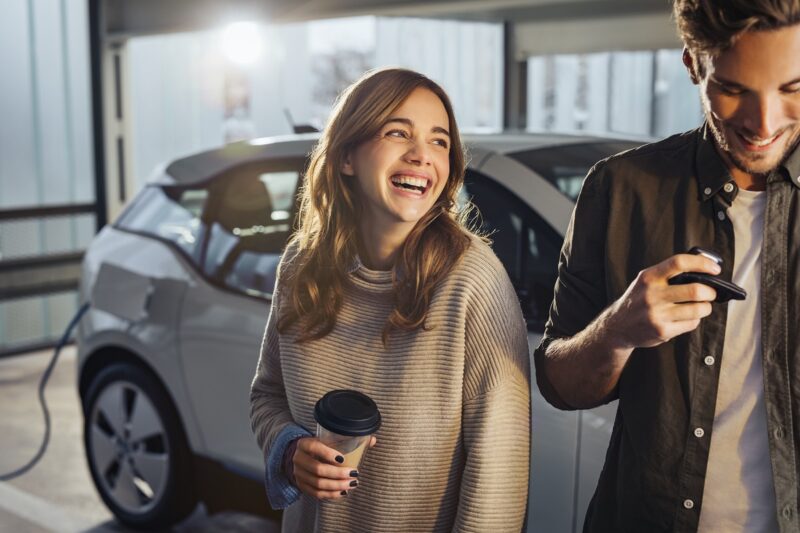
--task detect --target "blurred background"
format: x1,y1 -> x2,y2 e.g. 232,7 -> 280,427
0,0 -> 701,355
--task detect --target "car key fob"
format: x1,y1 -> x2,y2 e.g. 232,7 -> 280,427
667,247 -> 746,303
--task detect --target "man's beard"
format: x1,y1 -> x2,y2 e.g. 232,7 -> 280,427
704,107 -> 800,179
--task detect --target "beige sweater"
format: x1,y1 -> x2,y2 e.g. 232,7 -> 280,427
250,236 -> 530,532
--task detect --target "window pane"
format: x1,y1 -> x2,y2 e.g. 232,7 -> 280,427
463,170 -> 562,330
116,186 -> 207,258
0,291 -> 78,351
527,49 -> 702,138
204,169 -> 300,298
259,171 -> 298,220
507,141 -> 643,201
653,49 -> 702,138
0,213 -> 95,260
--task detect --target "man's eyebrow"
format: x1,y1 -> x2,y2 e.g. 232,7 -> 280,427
711,75 -> 800,89
384,117 -> 450,137
710,75 -> 746,88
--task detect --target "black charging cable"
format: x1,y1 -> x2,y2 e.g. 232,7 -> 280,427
0,302 -> 91,481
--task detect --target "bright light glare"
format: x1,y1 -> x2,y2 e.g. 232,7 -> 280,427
221,22 -> 263,65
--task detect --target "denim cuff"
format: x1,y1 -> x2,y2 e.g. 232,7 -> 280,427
265,423 -> 312,509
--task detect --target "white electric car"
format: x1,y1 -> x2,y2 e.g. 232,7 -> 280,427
77,132 -> 643,531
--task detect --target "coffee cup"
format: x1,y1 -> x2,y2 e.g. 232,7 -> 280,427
314,390 -> 382,468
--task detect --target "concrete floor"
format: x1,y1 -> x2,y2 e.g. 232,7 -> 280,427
0,347 -> 280,533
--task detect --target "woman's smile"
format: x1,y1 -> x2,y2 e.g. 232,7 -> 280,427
389,170 -> 432,196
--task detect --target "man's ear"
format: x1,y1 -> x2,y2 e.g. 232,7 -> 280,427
682,47 -> 700,85
341,153 -> 355,176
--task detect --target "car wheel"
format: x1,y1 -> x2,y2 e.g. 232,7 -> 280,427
83,363 -> 197,529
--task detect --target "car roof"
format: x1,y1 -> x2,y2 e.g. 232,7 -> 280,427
156,131 -> 647,187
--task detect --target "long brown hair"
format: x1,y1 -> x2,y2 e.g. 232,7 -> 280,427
277,67 -> 477,343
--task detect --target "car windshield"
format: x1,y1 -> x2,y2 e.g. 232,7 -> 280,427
507,141 -> 642,201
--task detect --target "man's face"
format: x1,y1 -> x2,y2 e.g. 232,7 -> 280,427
687,24 -> 800,180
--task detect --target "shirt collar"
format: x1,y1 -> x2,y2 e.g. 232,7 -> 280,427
695,124 -> 735,202
781,138 -> 800,188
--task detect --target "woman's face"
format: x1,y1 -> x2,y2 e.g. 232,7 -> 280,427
342,87 -> 451,236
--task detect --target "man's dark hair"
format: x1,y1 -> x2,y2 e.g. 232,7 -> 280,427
674,0 -> 800,54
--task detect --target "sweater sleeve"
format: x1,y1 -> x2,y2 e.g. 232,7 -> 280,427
454,248 -> 531,533
264,423 -> 311,509
250,245 -> 308,497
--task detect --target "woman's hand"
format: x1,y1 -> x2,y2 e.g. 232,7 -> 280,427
290,436 -> 376,500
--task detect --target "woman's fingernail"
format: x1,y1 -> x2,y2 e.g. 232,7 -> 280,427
335,455 -> 344,464
349,480 -> 358,487
340,490 -> 348,496
350,470 -> 359,477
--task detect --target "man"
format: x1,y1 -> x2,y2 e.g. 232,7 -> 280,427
534,1 -> 800,531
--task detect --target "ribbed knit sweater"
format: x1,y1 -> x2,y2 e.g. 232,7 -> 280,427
250,235 -> 531,532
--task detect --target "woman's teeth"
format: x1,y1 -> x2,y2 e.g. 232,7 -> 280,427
391,175 -> 428,193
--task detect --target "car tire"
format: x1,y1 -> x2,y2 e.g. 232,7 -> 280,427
83,362 -> 197,530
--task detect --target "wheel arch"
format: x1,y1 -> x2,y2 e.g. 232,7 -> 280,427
79,346 -> 181,425
78,344 -> 277,522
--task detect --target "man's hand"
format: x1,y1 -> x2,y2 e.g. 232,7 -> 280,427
291,436 -> 377,500
604,253 -> 720,350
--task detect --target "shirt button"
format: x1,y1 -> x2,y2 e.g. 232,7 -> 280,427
684,499 -> 695,509
704,187 -> 712,196
717,211 -> 726,221
704,355 -> 715,366
694,427 -> 705,438
783,505 -> 792,520
775,427 -> 785,439
724,182 -> 735,193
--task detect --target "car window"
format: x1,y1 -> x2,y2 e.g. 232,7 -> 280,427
115,185 -> 208,260
202,168 -> 301,298
507,141 -> 642,200
463,169 -> 562,331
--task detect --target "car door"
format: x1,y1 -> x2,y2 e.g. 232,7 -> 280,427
177,160 -> 303,471
462,167 -> 581,533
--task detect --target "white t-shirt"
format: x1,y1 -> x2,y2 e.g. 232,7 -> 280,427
698,189 -> 778,532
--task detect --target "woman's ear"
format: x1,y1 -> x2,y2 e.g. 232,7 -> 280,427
341,154 -> 355,176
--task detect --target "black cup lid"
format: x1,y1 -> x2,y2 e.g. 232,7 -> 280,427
314,390 -> 382,437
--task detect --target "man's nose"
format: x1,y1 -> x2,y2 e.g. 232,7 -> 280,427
741,94 -> 785,139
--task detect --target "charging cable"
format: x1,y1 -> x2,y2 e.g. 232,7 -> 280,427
0,302 -> 91,481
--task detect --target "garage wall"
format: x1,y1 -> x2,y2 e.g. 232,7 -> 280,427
0,0 -> 94,210
515,11 -> 681,58
0,0 -> 95,350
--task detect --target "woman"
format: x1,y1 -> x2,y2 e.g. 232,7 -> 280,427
250,67 -> 530,532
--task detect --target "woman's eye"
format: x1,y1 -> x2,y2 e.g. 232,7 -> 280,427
432,139 -> 449,148
386,129 -> 409,138
782,85 -> 800,95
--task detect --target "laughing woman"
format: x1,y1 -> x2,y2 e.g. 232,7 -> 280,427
250,67 -> 530,533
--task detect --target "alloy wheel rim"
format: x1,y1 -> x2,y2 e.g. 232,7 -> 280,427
89,381 -> 170,514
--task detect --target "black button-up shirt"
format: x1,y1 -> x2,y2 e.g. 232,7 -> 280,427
534,125 -> 800,532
